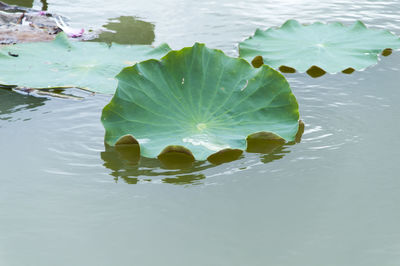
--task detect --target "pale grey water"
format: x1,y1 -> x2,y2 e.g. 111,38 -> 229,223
1,0 -> 400,265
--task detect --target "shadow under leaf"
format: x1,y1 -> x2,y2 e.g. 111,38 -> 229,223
260,144 -> 291,164
101,144 -> 213,185
162,174 -> 206,185
0,87 -> 47,122
101,120 -> 305,184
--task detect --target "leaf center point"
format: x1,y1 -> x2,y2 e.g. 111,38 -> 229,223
196,123 -> 207,131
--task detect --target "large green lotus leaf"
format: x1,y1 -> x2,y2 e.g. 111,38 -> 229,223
101,43 -> 300,160
0,33 -> 171,93
239,20 -> 400,73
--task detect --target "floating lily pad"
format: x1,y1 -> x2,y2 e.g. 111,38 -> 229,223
101,43 -> 300,160
0,33 -> 171,93
239,20 -> 400,74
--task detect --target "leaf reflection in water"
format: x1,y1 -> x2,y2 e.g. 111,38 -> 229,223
100,124 -> 304,185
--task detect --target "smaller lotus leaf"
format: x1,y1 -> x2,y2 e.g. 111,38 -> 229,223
239,20 -> 400,73
0,33 -> 171,93
101,43 -> 300,160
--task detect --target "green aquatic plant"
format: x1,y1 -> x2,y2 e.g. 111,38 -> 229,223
0,32 -> 171,93
239,20 -> 400,76
101,43 -> 300,161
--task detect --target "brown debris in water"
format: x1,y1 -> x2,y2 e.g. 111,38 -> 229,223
0,10 -> 60,44
0,1 -> 100,44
